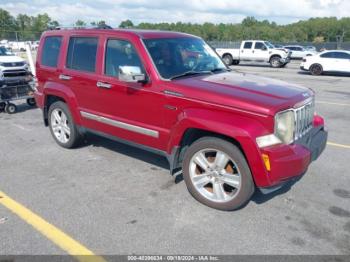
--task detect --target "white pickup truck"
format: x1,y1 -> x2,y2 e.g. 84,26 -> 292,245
216,40 -> 291,68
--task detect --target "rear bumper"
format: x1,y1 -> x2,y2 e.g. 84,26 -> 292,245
258,125 -> 327,194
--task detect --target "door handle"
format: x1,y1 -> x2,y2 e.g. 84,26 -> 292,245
96,81 -> 112,89
59,74 -> 72,80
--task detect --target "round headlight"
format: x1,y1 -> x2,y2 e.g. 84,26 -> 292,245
275,110 -> 295,144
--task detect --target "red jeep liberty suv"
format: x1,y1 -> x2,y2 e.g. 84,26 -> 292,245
34,28 -> 327,210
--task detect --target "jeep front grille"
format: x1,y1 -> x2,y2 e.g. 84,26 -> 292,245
294,99 -> 314,140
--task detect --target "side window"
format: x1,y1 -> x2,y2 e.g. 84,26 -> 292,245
320,52 -> 335,58
243,42 -> 252,49
296,47 -> 303,51
66,37 -> 98,72
254,42 -> 265,50
41,36 -> 62,67
333,52 -> 350,59
105,39 -> 144,77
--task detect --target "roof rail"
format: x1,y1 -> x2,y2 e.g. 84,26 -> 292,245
51,24 -> 113,30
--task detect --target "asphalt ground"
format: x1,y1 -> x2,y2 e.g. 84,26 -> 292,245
0,60 -> 349,258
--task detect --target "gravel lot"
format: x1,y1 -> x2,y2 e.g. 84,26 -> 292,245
0,60 -> 349,256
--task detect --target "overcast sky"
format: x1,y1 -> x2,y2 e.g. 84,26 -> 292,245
1,0 -> 349,26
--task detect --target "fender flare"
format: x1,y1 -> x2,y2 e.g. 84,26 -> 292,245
167,108 -> 273,185
42,81 -> 82,125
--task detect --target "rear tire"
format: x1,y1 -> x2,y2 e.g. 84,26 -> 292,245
5,103 -> 17,114
222,54 -> 233,66
310,64 -> 323,76
27,98 -> 36,106
48,101 -> 82,148
182,137 -> 255,211
0,102 -> 6,112
232,60 -> 240,65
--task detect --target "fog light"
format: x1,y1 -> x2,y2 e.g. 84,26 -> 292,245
262,154 -> 271,171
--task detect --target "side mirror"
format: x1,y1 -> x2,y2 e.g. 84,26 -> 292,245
119,66 -> 147,83
261,46 -> 267,51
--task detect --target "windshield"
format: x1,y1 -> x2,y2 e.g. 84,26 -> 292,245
0,47 -> 10,56
143,37 -> 227,80
264,41 -> 275,49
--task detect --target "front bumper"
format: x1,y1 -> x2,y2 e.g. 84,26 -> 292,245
258,125 -> 327,194
280,57 -> 290,64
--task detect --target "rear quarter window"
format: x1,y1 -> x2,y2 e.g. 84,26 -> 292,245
41,36 -> 62,67
66,37 -> 98,72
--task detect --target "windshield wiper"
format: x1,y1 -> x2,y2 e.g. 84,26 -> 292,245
170,71 -> 212,80
211,68 -> 231,73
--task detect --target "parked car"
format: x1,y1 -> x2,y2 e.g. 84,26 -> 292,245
304,46 -> 317,52
216,40 -> 291,68
34,29 -> 327,211
283,45 -> 316,59
300,50 -> 350,75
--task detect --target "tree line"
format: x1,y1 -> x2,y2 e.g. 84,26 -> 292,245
1,8 -> 349,43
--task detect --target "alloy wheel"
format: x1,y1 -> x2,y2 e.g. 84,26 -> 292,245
189,148 -> 242,203
50,108 -> 71,144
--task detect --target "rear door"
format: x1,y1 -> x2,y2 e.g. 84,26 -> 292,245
333,52 -> 350,72
240,41 -> 254,61
320,52 -> 340,71
59,35 -> 101,114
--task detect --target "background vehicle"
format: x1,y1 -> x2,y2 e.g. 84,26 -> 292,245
284,45 -> 317,59
35,29 -> 327,211
300,50 -> 350,75
305,46 -> 317,52
0,46 -> 35,113
216,40 -> 291,68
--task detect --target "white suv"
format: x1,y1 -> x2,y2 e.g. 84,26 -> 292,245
284,45 -> 316,59
0,46 -> 28,80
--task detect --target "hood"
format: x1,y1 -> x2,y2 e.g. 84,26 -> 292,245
0,55 -> 25,63
170,71 -> 313,116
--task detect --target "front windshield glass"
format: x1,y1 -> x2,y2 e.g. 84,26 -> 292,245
264,41 -> 275,49
0,47 -> 9,56
143,37 -> 227,80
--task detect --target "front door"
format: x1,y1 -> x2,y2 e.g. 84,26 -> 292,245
253,42 -> 268,62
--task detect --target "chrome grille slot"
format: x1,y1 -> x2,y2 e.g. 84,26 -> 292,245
294,99 -> 314,140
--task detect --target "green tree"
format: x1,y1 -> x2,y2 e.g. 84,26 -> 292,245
119,19 -> 134,28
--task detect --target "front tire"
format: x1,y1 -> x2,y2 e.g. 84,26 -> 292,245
310,64 -> 323,76
48,101 -> 82,148
270,56 -> 282,68
182,137 -> 255,211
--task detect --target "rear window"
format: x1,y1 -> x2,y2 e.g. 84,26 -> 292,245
243,42 -> 252,49
66,37 -> 98,72
41,36 -> 62,67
